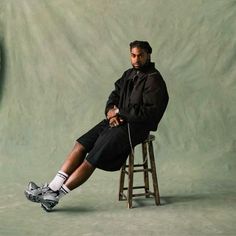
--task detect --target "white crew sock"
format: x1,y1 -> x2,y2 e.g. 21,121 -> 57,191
49,171 -> 68,191
58,184 -> 71,199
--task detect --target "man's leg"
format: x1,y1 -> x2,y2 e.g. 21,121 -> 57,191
25,120 -> 108,210
40,145 -> 95,211
60,141 -> 87,175
48,141 -> 86,191
24,142 -> 87,203
64,160 -> 95,191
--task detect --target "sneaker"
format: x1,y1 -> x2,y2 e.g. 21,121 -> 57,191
40,189 -> 60,212
24,182 -> 50,203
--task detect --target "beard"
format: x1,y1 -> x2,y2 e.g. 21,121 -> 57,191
132,59 -> 151,70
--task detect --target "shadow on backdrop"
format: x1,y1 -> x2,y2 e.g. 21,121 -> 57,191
0,39 -> 6,104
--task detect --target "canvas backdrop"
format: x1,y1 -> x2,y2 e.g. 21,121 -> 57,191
0,1 -> 235,235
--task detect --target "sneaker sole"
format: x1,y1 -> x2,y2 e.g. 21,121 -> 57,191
40,199 -> 58,212
41,203 -> 52,212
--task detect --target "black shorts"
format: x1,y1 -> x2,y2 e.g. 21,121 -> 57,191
77,119 -> 149,171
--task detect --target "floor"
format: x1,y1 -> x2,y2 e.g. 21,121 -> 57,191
1,169 -> 235,236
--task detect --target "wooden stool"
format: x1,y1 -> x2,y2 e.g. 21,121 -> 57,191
118,134 -> 160,208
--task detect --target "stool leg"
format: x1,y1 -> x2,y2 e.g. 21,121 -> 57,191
142,142 -> 150,197
118,162 -> 126,201
148,141 -> 161,205
127,152 -> 134,208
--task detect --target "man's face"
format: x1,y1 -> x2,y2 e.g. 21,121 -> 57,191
130,47 -> 150,69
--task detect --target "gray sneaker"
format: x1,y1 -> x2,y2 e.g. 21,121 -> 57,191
40,189 -> 60,212
24,182 -> 50,203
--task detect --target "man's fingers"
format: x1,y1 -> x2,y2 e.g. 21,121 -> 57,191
112,120 -> 119,127
109,117 -> 121,127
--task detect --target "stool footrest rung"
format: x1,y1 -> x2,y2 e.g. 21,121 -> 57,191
123,169 -> 152,175
133,168 -> 152,173
132,192 -> 154,197
123,185 -> 146,190
119,191 -> 154,199
125,164 -> 145,168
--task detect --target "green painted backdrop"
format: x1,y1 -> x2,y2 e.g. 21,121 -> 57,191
0,1 -> 235,236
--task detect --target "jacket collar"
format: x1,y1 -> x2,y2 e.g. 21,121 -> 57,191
128,62 -> 155,81
136,62 -> 155,73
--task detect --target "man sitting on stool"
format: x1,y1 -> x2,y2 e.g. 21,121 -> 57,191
24,40 -> 169,212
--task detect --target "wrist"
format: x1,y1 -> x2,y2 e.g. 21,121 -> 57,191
114,108 -> 119,115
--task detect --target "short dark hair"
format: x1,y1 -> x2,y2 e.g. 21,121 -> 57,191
129,40 -> 152,54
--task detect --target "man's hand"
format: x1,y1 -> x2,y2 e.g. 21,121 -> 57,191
106,105 -> 119,120
109,116 -> 124,127
107,105 -> 124,127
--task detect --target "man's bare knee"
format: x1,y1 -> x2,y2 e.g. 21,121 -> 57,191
73,142 -> 86,153
84,159 -> 95,169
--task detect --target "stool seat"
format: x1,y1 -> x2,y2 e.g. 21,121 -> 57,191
118,134 -> 160,208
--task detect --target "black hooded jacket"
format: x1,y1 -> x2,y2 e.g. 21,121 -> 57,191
105,62 -> 169,131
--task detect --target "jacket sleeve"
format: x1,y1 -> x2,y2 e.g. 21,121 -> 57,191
118,73 -> 169,129
104,77 -> 123,116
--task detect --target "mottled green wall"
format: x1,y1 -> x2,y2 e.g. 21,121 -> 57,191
0,0 -> 235,189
